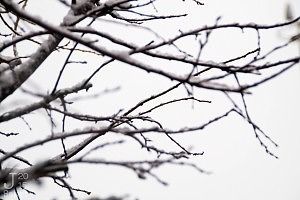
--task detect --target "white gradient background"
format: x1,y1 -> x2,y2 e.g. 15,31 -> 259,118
0,0 -> 300,199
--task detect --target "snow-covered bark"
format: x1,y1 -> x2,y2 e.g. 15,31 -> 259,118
0,0 -> 299,199
0,0 -> 97,103
0,34 -> 62,102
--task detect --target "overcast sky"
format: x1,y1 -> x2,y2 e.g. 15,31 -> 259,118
1,0 -> 300,199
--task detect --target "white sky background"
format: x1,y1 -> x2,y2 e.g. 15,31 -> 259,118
1,0 -> 300,199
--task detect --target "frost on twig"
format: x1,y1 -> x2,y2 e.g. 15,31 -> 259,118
0,0 -> 299,199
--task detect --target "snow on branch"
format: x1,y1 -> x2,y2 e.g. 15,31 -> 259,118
0,0 -> 299,199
